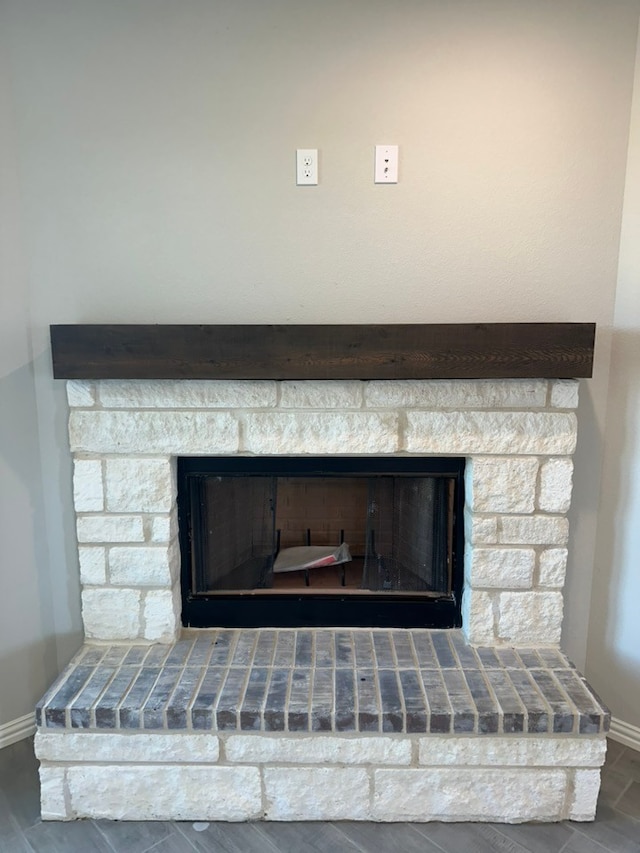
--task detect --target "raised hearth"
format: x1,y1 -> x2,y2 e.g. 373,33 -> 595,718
36,629 -> 608,822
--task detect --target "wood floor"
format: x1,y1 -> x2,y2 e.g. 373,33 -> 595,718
1,735 -> 639,852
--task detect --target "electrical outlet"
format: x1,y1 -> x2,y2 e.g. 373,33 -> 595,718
296,149 -> 318,185
374,145 -> 399,183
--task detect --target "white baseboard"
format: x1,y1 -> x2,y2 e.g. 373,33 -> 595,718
609,716 -> 640,753
0,713 -> 36,750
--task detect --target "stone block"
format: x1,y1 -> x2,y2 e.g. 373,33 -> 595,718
66,380 -> 95,408
36,732 -> 220,763
499,515 -> 569,546
263,767 -> 370,820
77,515 -> 145,544
539,458 -> 574,513
109,544 -> 177,586
462,589 -> 495,645
280,381 -> 362,409
105,458 -> 174,513
539,548 -> 568,588
550,380 -> 580,409
466,547 -> 535,588
466,457 -> 538,513
73,460 -> 104,512
66,765 -> 261,821
82,588 -> 141,640
498,591 -> 564,645
225,735 -> 411,765
150,513 -> 179,544
372,768 -> 567,821
142,586 -> 181,642
570,769 -> 601,820
69,410 -> 238,454
98,379 -> 277,409
464,511 -> 498,545
364,380 -> 548,409
405,411 -> 577,455
39,766 -> 68,820
418,736 -> 606,767
78,546 -> 107,585
244,412 -> 399,454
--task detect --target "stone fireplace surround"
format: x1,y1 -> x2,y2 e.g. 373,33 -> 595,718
35,375 -> 609,822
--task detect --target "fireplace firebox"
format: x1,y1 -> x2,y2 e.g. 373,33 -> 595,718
178,456 -> 465,629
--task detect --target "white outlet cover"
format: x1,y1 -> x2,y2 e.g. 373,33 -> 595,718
374,145 -> 399,183
296,149 -> 318,185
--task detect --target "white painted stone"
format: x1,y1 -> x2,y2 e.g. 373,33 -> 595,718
539,548 -> 569,588
466,547 -> 535,588
464,511 -> 498,545
372,768 -> 567,821
66,765 -> 261,821
82,588 -> 141,640
466,457 -> 538,513
225,735 -> 411,765
462,588 -> 495,644
244,412 -> 399,454
280,381 -> 362,409
39,766 -> 68,820
149,513 -> 179,544
73,460 -> 104,511
499,515 -> 569,545
539,458 -> 574,513
498,591 -> 564,644
77,515 -> 145,543
78,546 -> 107,585
69,410 -> 238,454
109,544 -> 176,586
98,379 -> 277,409
36,732 -> 220,763
550,379 -> 580,409
142,586 -> 181,642
105,458 -> 174,513
405,411 -> 577,455
264,767 -> 369,820
364,380 -> 548,409
570,769 -> 601,820
66,380 -> 95,408
418,736 -> 606,767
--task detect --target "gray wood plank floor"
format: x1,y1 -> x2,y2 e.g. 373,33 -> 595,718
1,736 -> 638,852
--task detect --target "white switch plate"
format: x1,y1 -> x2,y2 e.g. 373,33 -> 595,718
374,145 -> 399,183
296,149 -> 318,185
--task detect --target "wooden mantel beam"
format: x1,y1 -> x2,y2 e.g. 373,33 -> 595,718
50,323 -> 595,381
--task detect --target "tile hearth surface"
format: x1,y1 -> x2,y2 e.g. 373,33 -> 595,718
37,629 -> 608,735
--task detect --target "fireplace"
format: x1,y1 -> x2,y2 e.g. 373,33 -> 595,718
178,455 -> 465,629
34,323 -> 609,824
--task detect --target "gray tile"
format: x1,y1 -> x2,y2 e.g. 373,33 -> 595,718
354,631 -> 376,668
431,632 -> 457,668
288,668 -> 311,731
94,819 -> 174,853
314,631 -> 335,667
44,665 -> 94,727
570,803 -> 640,852
311,667 -> 334,731
378,668 -> 404,732
335,631 -> 355,667
166,667 -> 203,729
294,631 -> 313,667
489,820 -> 574,853
164,638 -> 196,667
399,669 -> 428,732
240,667 -> 270,730
463,669 -> 499,733
357,669 -> 380,732
23,820 -> 115,853
335,668 -> 357,731
216,667 -> 248,730
191,667 -> 226,729
442,668 -> 476,733
177,820 -> 281,853
415,820 -> 531,853
231,631 -> 257,667
119,667 -> 161,729
412,632 -> 438,668
616,780 -> 640,821
373,631 -> 395,667
272,630 -> 296,668
69,666 -> 116,728
421,668 -> 452,733
142,667 -> 183,729
252,630 -> 277,666
339,821 -> 443,852
93,667 -> 138,728
208,631 -> 236,667
255,821 -> 364,853
485,668 -> 525,733
391,631 -> 417,668
506,669 -> 549,733
528,670 -> 574,733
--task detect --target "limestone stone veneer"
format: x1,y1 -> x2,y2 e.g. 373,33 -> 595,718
67,377 -> 578,645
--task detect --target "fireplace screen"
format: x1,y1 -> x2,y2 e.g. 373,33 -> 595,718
178,457 -> 464,628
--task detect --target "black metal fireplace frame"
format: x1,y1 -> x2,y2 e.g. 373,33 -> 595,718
178,456 -> 465,629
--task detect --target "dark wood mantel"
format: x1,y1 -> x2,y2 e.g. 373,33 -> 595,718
50,323 -> 595,380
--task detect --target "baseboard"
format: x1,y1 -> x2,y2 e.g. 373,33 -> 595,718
0,713 -> 36,750
609,716 -> 640,753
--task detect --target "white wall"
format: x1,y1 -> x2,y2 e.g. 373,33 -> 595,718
2,0 -> 639,727
586,24 -> 640,731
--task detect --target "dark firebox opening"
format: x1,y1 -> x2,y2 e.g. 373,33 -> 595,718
178,457 -> 465,629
